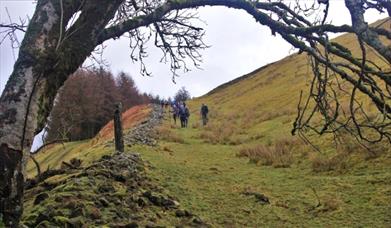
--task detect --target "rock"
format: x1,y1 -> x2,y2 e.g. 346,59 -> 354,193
87,206 -> 101,219
242,191 -> 270,205
64,198 -> 82,210
34,192 -> 49,205
70,206 -> 85,218
34,209 -> 54,227
111,222 -> 139,228
142,191 -> 178,208
35,220 -> 52,227
68,216 -> 84,227
53,216 -> 70,225
253,193 -> 270,204
192,217 -> 204,224
99,197 -> 110,207
145,223 -> 164,228
113,173 -> 126,182
98,183 -> 115,193
101,154 -> 112,160
122,105 -> 163,147
137,197 -> 148,207
175,209 -> 192,217
70,158 -> 82,168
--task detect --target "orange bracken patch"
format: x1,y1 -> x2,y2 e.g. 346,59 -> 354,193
94,104 -> 152,143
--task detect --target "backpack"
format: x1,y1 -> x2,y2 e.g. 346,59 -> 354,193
201,105 -> 208,115
185,107 -> 190,117
179,106 -> 186,117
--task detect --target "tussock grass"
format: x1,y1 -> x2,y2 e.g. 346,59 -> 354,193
310,152 -> 349,172
199,121 -> 239,145
237,138 -> 299,168
155,126 -> 185,144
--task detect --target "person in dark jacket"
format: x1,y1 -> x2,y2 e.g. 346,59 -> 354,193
200,103 -> 209,126
179,102 -> 186,128
171,104 -> 179,124
184,105 -> 190,128
179,102 -> 190,128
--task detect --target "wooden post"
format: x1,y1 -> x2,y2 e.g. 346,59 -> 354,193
114,103 -> 124,153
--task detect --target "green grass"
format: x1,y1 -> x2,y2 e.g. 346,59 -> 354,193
134,114 -> 391,227
27,140 -> 113,178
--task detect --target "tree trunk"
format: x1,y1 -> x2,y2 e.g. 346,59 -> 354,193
0,145 -> 24,227
0,0 -> 123,225
0,1 -> 62,226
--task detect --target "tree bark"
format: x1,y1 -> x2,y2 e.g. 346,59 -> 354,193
0,0 -> 123,225
345,0 -> 391,64
0,1 -> 62,226
0,144 -> 24,227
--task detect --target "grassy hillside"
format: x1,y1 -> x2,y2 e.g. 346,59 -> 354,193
188,18 -> 391,152
24,19 -> 391,227
133,19 -> 391,226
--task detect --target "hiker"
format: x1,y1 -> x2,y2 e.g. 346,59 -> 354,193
184,104 -> 190,128
179,102 -> 189,128
200,103 -> 209,126
171,104 -> 179,124
160,100 -> 164,109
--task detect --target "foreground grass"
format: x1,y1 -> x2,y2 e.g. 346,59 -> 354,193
134,111 -> 391,227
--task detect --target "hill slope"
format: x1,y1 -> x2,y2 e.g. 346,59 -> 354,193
132,18 -> 391,226
23,18 -> 391,227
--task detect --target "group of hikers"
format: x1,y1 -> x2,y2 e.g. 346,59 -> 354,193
161,100 -> 209,128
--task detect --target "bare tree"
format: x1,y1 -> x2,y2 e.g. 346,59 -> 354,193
0,8 -> 28,54
0,0 -> 390,226
174,86 -> 191,102
45,68 -> 147,141
116,71 -> 144,110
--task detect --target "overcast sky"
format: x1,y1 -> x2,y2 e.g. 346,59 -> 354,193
0,0 -> 387,99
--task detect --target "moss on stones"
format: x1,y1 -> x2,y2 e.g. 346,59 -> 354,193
23,151 -> 205,226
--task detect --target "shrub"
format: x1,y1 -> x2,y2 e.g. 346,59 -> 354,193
199,131 -> 219,144
192,122 -> 200,129
227,136 -> 248,145
199,122 -> 237,145
237,145 -> 273,165
237,138 -> 296,168
311,152 -> 348,172
312,195 -> 342,213
272,140 -> 294,168
321,196 -> 341,212
155,126 -> 185,144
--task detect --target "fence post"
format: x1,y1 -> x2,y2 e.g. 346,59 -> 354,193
114,102 -> 124,152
